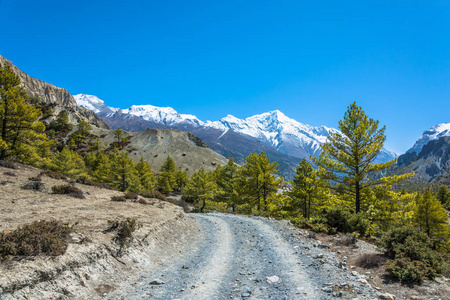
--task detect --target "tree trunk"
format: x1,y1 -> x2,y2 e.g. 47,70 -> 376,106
355,183 -> 360,213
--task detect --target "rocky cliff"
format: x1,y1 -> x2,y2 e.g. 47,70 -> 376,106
0,55 -> 109,129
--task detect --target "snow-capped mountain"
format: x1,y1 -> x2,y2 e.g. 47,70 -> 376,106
74,94 -> 115,115
407,123 -> 450,153
205,110 -> 340,158
74,94 -> 397,164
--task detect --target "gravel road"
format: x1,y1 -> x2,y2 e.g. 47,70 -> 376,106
115,213 -> 378,299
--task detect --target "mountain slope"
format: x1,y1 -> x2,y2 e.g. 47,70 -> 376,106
407,123 -> 450,154
0,56 -> 109,129
396,136 -> 450,181
75,94 -> 397,168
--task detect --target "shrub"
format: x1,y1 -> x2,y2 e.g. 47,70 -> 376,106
324,207 -> 369,236
0,160 -> 16,169
21,181 -> 46,191
51,184 -> 85,199
107,218 -> 140,247
0,220 -> 72,260
355,253 -> 386,269
111,195 -> 126,202
385,258 -> 429,284
75,176 -> 109,189
380,227 -> 444,283
140,190 -> 168,201
44,170 -> 67,180
3,171 -> 16,177
336,233 -> 358,246
137,198 -> 148,205
28,175 -> 42,182
124,192 -> 139,200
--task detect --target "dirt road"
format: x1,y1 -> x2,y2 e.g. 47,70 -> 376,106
114,213 -> 377,299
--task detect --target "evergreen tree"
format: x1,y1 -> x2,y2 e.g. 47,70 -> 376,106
182,167 -> 216,212
436,185 -> 450,209
113,128 -> 128,150
414,188 -> 450,248
135,156 -> 156,191
157,156 -> 177,193
239,152 -> 282,212
215,157 -> 242,212
48,147 -> 86,178
288,158 -> 320,219
312,102 -> 412,213
0,65 -> 50,162
175,170 -> 189,189
109,152 -> 139,192
91,152 -> 114,184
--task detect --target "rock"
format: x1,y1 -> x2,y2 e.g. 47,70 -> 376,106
351,271 -> 359,276
377,292 -> 395,300
266,275 -> 280,283
149,280 -> 165,285
21,181 -> 45,191
182,265 -> 189,269
321,287 -> 332,293
241,292 -> 251,298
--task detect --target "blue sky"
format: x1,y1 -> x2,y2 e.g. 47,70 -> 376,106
1,0 -> 449,153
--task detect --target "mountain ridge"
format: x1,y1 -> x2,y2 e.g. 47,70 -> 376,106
74,94 -> 398,168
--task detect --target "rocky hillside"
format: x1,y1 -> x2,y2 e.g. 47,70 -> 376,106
92,127 -> 227,174
396,136 -> 450,181
0,55 -> 108,129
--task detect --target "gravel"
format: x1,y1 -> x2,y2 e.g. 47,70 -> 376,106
113,213 -> 378,299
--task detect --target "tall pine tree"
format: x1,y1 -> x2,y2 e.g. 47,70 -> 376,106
312,102 -> 412,213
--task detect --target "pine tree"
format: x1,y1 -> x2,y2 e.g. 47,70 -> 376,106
0,65 -> 50,162
288,158 -> 319,219
239,152 -> 283,212
109,152 -> 139,192
47,147 -> 86,178
135,156 -> 156,191
182,167 -> 216,212
157,156 -> 177,193
436,185 -> 450,209
414,188 -> 450,248
215,157 -> 242,212
312,102 -> 412,213
175,170 -> 189,189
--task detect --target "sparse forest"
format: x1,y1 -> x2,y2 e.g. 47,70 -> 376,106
1,64 -> 450,284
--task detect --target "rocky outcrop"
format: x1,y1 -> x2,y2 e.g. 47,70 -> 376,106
395,136 -> 450,181
0,55 -> 109,129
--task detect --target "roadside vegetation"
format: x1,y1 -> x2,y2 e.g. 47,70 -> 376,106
1,64 -> 450,283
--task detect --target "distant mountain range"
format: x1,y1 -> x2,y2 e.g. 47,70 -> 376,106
74,94 -> 398,179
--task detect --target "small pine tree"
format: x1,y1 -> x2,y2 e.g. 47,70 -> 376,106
135,156 -> 156,192
215,157 -> 241,212
414,188 -> 450,249
183,167 -> 216,212
436,185 -> 450,209
48,147 -> 86,178
239,152 -> 282,212
157,156 -> 177,193
110,152 -> 139,192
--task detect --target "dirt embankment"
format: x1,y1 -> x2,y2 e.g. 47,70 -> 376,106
0,163 -> 199,299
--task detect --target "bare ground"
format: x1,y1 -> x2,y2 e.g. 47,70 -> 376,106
0,163 -> 199,299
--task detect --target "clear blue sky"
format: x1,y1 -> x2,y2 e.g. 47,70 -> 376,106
1,0 -> 449,153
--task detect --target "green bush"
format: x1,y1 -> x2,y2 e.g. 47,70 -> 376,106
324,207 -> 369,236
140,190 -> 168,202
0,220 -> 72,260
43,170 -> 67,180
51,184 -> 85,199
385,258 -> 429,284
107,218 -> 140,247
380,227 -> 444,283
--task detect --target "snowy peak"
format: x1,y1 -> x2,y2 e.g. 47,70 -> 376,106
74,94 -> 114,114
121,105 -> 202,126
73,93 -> 397,163
408,123 -> 450,153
